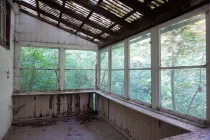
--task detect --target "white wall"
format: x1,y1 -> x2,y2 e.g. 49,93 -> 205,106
15,12 -> 98,49
0,10 -> 15,139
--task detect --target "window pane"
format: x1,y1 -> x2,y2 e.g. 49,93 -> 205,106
20,47 -> 59,69
112,70 -> 124,95
130,70 -> 151,103
112,43 -> 124,69
65,50 -> 96,69
161,68 -> 206,119
101,48 -> 108,69
20,70 -> 58,91
100,70 -> 108,91
130,34 -> 151,68
161,14 -> 206,67
65,70 -> 96,89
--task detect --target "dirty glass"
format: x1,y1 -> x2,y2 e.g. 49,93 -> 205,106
160,14 -> 206,119
129,34 -> 151,104
100,48 -> 109,91
20,47 -> 59,91
111,44 -> 124,95
65,50 -> 96,89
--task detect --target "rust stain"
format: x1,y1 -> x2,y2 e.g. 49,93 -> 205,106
49,95 -> 53,109
33,96 -> 36,118
67,95 -> 72,115
75,94 -> 80,114
57,95 -> 61,116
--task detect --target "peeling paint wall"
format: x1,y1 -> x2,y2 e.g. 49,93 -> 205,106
0,10 -> 15,139
13,93 -> 94,121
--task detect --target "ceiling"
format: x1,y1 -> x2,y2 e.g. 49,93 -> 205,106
14,0 -> 210,48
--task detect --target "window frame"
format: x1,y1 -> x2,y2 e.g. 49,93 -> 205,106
19,46 -> 60,91
100,48 -> 109,92
128,33 -> 152,106
99,5 -> 210,124
64,49 -> 97,90
158,11 -> 208,123
0,0 -> 11,49
110,41 -> 125,98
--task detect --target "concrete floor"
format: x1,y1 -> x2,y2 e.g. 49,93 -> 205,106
4,115 -> 127,140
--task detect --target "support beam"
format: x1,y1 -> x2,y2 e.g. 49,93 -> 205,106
35,0 -> 40,17
58,0 -> 66,27
20,9 -> 100,45
151,27 -> 160,109
37,0 -> 117,36
71,0 -> 131,29
18,1 -> 107,42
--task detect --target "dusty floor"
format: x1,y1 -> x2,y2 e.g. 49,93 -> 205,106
4,115 -> 127,140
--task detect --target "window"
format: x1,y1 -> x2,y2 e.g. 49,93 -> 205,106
20,47 -> 59,91
65,50 -> 96,89
100,48 -> 109,91
129,34 -> 151,104
0,0 -> 10,48
111,43 -> 124,95
160,14 -> 206,119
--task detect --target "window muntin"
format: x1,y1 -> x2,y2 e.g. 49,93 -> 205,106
65,50 -> 96,89
20,47 -> 59,91
129,34 -> 151,103
111,43 -> 124,95
0,0 -> 10,48
160,14 -> 206,119
100,48 -> 109,91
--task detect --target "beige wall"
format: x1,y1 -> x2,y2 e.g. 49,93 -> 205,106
0,10 -> 15,139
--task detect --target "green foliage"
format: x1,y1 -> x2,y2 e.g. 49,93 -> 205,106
100,48 -> 109,91
20,47 -> 59,91
111,44 -> 124,95
160,14 -> 206,119
65,50 -> 96,89
129,34 -> 151,103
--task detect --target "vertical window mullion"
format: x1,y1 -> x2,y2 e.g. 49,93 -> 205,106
108,46 -> 112,93
206,7 -> 210,124
97,49 -> 100,89
151,27 -> 160,109
124,39 -> 129,99
59,48 -> 65,91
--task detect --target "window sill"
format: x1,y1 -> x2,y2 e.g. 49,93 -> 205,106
95,90 -> 207,132
161,128 -> 210,140
12,90 -> 96,96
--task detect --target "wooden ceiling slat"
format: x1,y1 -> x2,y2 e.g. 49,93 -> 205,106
76,0 -> 103,34
118,0 -> 155,18
18,1 -> 107,42
144,0 -> 154,5
70,0 -> 132,29
20,9 -> 100,44
37,0 -> 117,36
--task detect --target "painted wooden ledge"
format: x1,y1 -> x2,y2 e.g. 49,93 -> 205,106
13,90 -> 96,96
161,128 -> 210,140
12,89 -> 206,132
95,90 -> 206,132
